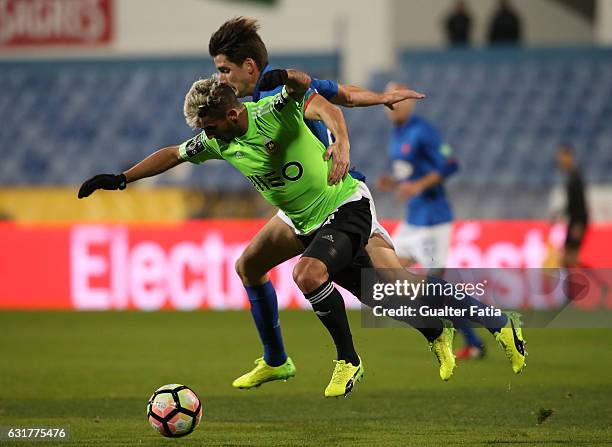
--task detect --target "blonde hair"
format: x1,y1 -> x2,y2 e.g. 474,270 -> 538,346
183,76 -> 237,129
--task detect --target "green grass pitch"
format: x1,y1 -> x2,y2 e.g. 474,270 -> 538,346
1,311 -> 612,446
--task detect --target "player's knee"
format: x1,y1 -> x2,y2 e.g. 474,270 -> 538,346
292,258 -> 329,294
235,252 -> 264,285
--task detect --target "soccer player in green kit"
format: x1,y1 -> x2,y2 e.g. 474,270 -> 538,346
79,69 -> 372,396
79,69 -> 527,397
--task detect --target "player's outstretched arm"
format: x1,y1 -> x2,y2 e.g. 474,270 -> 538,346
258,69 -> 311,100
304,95 -> 350,185
333,84 -> 425,109
78,146 -> 183,198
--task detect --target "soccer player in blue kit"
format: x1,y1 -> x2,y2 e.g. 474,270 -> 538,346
377,82 -> 486,360
207,18 -> 525,390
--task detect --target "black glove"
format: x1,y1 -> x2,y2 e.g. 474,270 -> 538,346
78,173 -> 127,199
258,69 -> 289,91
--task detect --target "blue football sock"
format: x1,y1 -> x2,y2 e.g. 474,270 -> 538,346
426,277 -> 508,335
245,281 -> 288,367
460,326 -> 483,347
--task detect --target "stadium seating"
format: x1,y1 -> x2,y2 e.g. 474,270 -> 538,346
353,48 -> 612,217
1,48 -> 610,218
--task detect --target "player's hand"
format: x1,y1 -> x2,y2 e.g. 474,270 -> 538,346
324,139 -> 350,185
258,69 -> 289,91
376,175 -> 397,192
384,89 -> 426,110
78,173 -> 127,198
396,181 -> 423,200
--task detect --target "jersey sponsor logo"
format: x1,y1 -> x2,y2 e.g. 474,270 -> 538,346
264,139 -> 280,155
401,143 -> 411,154
185,136 -> 205,157
246,161 -> 304,192
282,161 -> 303,181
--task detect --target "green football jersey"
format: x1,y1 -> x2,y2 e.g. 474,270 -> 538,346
178,86 -> 359,234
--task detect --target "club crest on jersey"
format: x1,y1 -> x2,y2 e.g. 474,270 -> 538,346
264,138 -> 280,154
235,151 -> 244,159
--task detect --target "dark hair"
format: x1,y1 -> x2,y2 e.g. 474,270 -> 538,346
209,17 -> 269,71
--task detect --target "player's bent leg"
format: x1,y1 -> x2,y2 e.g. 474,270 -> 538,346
365,234 -> 456,381
294,229 -> 363,397
293,255 -> 360,367
232,216 -> 303,389
408,228 -> 486,364
419,274 -> 524,368
419,274 -> 526,374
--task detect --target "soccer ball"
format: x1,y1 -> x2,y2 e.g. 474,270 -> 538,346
147,384 -> 203,437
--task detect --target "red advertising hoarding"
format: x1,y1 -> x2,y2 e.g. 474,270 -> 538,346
0,0 -> 113,47
0,220 -> 611,310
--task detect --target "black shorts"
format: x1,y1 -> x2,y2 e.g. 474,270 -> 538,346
331,247 -> 373,299
298,197 -> 373,278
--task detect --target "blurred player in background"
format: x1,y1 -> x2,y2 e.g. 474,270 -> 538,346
554,145 -> 608,299
377,82 -> 486,360
555,145 -> 589,268
208,17 -> 434,388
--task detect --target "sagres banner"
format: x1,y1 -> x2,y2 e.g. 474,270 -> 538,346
0,0 -> 113,47
361,268 -> 612,329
